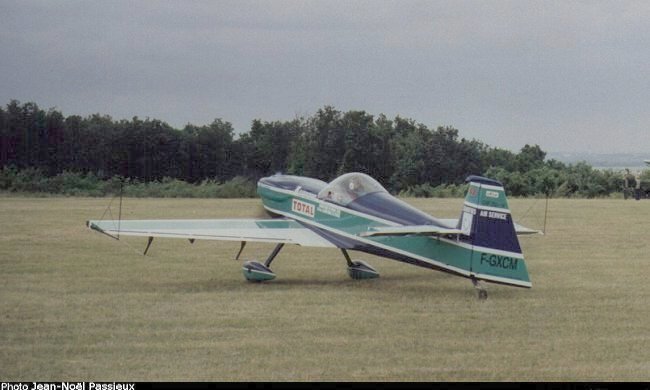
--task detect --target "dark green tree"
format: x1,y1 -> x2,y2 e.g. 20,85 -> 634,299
302,106 -> 345,181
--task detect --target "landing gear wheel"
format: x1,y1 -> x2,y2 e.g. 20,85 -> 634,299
241,243 -> 284,283
242,261 -> 276,282
478,289 -> 488,300
347,260 -> 379,280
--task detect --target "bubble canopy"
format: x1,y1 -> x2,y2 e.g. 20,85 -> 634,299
317,172 -> 388,206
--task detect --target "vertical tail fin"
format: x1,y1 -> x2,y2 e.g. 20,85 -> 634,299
459,175 -> 531,288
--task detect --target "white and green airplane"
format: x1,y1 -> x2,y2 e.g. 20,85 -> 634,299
87,173 -> 539,299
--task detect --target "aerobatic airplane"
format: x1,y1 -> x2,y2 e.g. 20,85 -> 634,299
87,173 -> 538,299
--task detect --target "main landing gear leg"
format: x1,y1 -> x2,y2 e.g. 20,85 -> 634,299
472,277 -> 488,300
342,249 -> 379,280
264,243 -> 284,267
242,243 -> 284,282
341,249 -> 354,267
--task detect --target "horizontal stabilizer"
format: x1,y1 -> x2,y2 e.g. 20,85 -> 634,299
438,219 -> 542,236
513,223 -> 543,235
359,224 -> 463,237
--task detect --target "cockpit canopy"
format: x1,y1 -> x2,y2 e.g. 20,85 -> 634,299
317,172 -> 388,206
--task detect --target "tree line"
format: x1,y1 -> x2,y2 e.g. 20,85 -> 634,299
0,100 -> 639,197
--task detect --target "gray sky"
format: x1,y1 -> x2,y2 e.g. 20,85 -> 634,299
1,0 -> 649,153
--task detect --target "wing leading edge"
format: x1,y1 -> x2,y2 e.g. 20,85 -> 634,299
86,218 -> 336,247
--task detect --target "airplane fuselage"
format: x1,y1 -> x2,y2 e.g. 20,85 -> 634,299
257,176 -> 531,288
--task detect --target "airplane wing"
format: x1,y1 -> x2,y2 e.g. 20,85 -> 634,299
438,219 -> 542,235
359,224 -> 463,237
86,218 -> 336,247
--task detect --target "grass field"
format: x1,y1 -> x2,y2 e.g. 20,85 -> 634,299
1,196 -> 649,381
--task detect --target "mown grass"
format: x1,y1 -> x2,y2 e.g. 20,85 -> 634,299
1,196 -> 649,381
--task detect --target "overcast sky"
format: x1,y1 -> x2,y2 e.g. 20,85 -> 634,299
1,0 -> 649,153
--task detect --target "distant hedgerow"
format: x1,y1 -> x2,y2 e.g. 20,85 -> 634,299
0,167 -> 257,198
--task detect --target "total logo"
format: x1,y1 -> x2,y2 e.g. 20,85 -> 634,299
292,199 -> 315,218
